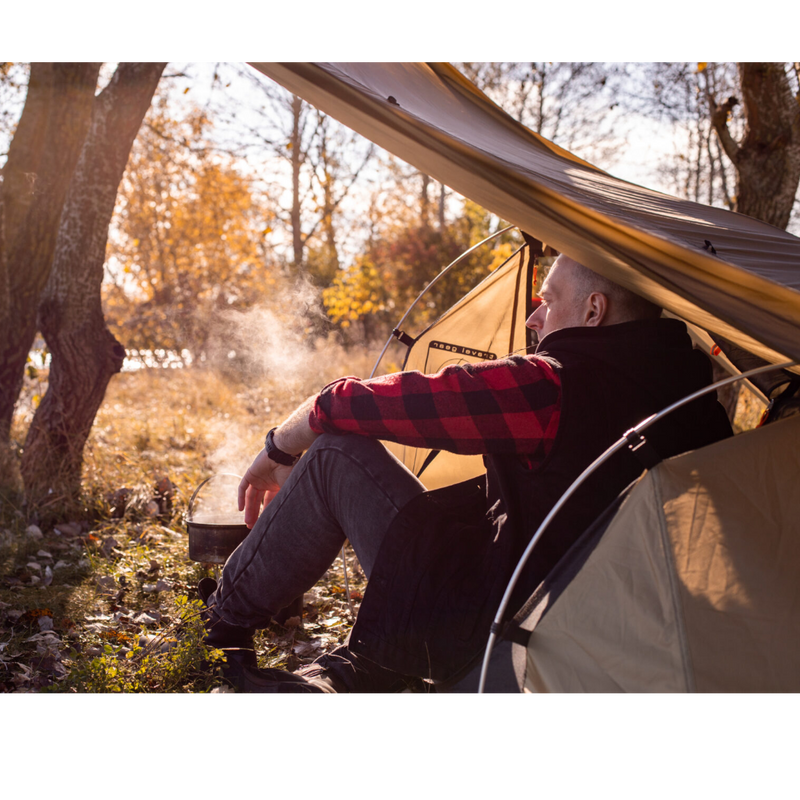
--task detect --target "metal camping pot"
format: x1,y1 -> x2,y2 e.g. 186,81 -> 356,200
186,473 -> 250,564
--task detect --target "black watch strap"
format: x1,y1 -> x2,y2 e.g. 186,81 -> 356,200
265,427 -> 301,466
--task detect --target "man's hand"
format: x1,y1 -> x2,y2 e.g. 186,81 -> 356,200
236,395 -> 321,529
238,449 -> 295,528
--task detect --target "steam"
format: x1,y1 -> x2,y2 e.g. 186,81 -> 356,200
199,278 -> 363,484
188,473 -> 244,525
207,277 -> 331,389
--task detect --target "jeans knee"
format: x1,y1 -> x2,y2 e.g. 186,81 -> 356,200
308,433 -> 388,461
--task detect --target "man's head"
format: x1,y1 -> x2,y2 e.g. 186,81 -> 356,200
526,254 -> 661,342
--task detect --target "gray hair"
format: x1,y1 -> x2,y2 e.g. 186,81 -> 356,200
567,259 -> 662,322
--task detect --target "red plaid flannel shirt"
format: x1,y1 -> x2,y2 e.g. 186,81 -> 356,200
308,355 -> 561,468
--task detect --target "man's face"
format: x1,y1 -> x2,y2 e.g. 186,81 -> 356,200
526,257 -> 588,342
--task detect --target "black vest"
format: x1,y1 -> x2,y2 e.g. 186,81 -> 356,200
491,318 -> 734,614
351,319 -> 733,680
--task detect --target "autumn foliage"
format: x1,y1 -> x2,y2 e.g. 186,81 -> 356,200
103,99 -> 277,367
323,200 -> 518,339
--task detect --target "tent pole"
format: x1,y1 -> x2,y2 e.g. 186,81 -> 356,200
368,226 -> 516,379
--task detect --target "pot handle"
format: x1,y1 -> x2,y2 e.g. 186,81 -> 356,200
187,473 -> 243,521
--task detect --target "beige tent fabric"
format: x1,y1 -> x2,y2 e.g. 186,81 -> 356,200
248,63 -> 800,372
524,413 -> 800,693
384,245 -> 534,489
524,467 -> 692,693
659,413 -> 800,692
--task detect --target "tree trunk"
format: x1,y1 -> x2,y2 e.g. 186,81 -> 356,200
420,173 -> 431,227
2,64 -> 55,247
708,63 -> 800,421
290,94 -> 304,272
20,63 -> 166,508
711,63 -> 800,230
0,63 -> 100,452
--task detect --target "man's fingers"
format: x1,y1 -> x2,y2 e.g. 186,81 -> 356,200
238,466 -> 270,512
237,454 -> 292,526
243,484 -> 266,529
238,476 -> 249,512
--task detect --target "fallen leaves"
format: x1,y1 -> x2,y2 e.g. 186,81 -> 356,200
142,580 -> 172,593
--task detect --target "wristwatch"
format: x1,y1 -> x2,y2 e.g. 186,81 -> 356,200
265,427 -> 301,466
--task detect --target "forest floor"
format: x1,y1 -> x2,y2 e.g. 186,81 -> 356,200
0,344 -> 380,693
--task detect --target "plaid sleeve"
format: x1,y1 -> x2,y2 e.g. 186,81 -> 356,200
308,355 -> 561,459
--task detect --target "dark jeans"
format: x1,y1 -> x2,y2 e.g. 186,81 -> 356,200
209,434 -> 426,630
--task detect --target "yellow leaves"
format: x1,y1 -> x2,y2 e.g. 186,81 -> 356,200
485,241 -> 515,273
322,209 -> 520,334
106,102 -> 280,354
323,255 -> 389,326
697,63 -> 708,73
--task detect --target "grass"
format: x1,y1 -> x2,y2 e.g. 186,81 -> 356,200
1,342 -> 376,693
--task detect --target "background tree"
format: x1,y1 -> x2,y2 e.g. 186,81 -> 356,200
629,62 -> 742,211
708,62 -> 800,230
323,199 -> 518,341
206,65 -> 374,288
20,62 -> 167,508
627,62 -> 800,229
0,63 -> 101,485
458,62 -> 628,166
103,94 -> 277,368
303,108 -> 375,291
628,62 -> 800,417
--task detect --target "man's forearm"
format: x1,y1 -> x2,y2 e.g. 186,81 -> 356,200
272,395 -> 321,455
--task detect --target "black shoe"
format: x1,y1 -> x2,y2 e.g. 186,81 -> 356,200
197,578 -> 259,686
294,645 -> 427,693
197,577 -> 217,606
224,666 -> 335,693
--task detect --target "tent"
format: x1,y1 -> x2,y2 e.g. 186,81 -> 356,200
514,411 -> 800,692
382,237 -> 537,490
248,63 -> 800,692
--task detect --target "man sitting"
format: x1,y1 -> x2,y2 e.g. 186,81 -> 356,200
200,254 -> 733,692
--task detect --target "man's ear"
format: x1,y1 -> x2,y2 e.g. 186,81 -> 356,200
584,292 -> 608,327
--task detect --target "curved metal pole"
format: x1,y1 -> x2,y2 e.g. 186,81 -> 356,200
369,226 -> 516,378
357,228 -> 517,607
477,358 -> 798,693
